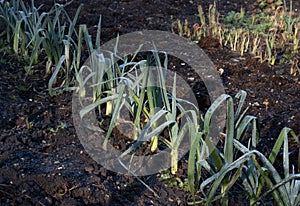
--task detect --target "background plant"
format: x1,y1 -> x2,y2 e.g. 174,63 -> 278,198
172,0 -> 300,73
0,0 -> 83,94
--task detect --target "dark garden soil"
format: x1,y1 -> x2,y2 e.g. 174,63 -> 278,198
0,0 -> 300,205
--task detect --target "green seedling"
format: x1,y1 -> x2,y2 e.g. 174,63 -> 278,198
25,117 -> 34,129
49,122 -> 67,133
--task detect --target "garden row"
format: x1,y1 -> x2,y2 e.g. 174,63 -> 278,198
0,0 -> 299,205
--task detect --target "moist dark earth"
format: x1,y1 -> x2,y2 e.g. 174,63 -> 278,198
0,0 -> 300,205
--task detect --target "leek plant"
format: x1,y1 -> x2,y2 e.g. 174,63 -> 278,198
117,63 -> 198,174
41,3 -> 82,74
0,0 -> 42,61
0,0 -> 82,94
77,45 -> 199,175
188,90 -> 300,206
190,91 -> 250,205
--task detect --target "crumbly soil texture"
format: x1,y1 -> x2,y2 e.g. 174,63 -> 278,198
0,0 -> 299,205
